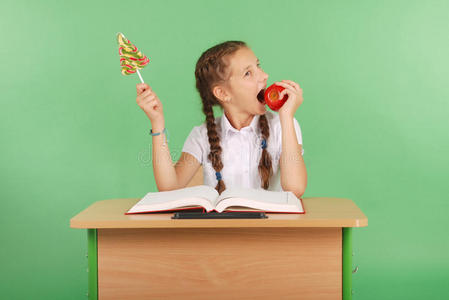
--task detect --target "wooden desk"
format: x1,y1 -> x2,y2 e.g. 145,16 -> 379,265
71,197 -> 367,300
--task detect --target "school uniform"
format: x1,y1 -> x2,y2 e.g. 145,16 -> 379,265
182,110 -> 304,191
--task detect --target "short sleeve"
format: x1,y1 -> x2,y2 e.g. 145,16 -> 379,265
293,118 -> 305,156
182,126 -> 204,164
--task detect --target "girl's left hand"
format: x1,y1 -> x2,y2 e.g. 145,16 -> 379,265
275,80 -> 303,118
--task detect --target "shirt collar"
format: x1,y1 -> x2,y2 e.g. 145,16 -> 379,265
221,112 -> 260,139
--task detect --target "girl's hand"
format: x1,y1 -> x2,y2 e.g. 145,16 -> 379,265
275,80 -> 303,119
136,83 -> 164,123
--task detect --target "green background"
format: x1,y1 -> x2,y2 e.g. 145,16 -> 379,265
1,0 -> 448,299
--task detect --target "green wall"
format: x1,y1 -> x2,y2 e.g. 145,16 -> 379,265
1,0 -> 448,299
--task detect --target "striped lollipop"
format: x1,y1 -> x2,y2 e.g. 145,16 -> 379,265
117,32 -> 149,82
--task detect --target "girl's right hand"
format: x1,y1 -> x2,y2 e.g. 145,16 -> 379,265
136,83 -> 164,123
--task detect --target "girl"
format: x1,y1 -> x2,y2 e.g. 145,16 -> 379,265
136,41 -> 307,198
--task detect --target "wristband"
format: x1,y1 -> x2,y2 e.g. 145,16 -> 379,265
150,128 -> 169,143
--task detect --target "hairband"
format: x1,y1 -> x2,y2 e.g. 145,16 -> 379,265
215,171 -> 222,181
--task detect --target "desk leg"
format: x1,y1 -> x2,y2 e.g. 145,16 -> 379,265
342,227 -> 352,300
88,229 -> 98,300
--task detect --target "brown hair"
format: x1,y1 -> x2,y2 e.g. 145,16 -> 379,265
194,41 -> 272,194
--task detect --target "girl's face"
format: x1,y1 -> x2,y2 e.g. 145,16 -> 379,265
218,47 -> 269,115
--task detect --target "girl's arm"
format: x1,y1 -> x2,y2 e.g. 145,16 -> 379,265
279,116 -> 307,198
137,83 -> 200,191
275,80 -> 307,198
151,119 -> 200,190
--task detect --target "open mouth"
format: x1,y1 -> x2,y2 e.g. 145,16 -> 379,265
257,88 -> 265,103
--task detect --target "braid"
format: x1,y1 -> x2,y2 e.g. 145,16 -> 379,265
194,41 -> 275,192
258,114 -> 273,189
195,41 -> 247,194
203,100 -> 226,194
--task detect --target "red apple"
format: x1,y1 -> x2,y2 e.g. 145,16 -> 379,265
264,84 -> 288,111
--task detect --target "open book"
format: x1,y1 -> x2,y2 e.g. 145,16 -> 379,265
126,185 -> 305,214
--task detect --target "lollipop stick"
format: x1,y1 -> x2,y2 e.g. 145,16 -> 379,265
136,69 -> 144,83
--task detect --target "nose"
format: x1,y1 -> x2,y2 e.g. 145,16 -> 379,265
259,68 -> 268,83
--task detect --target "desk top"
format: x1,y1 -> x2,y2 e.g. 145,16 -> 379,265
70,197 -> 368,229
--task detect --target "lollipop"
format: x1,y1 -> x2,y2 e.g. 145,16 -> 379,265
117,32 -> 150,83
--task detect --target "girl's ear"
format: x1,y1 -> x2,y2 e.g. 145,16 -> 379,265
212,85 -> 231,104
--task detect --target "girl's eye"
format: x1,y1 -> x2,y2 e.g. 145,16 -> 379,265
245,64 -> 261,76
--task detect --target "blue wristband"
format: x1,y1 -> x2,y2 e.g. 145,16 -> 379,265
150,128 -> 169,143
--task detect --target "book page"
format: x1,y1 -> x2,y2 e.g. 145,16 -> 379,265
141,185 -> 218,205
214,188 -> 303,213
127,185 -> 219,213
216,187 -> 288,205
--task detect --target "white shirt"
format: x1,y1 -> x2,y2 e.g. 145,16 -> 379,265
182,110 -> 304,191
